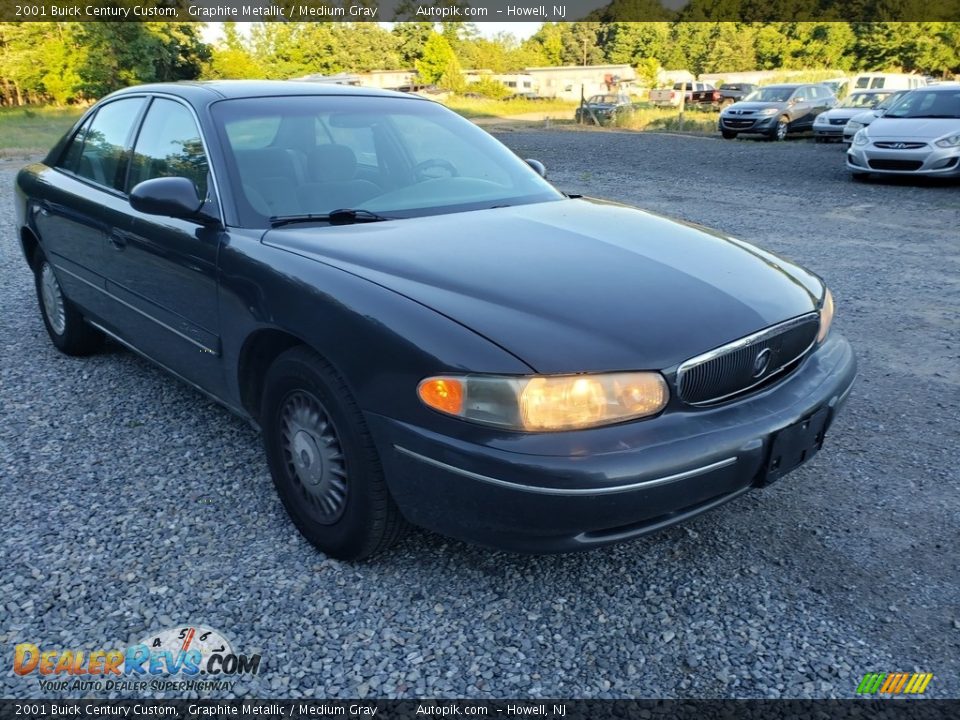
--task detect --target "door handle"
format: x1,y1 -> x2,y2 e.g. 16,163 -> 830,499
107,231 -> 128,250
35,201 -> 51,217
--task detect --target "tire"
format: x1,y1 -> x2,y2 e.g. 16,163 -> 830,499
721,130 -> 738,140
769,116 -> 789,141
33,252 -> 103,356
261,346 -> 405,560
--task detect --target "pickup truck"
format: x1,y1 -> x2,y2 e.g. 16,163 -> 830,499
650,82 -> 721,109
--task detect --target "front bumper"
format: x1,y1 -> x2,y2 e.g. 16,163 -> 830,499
847,141 -> 960,177
814,124 -> 846,138
718,114 -> 778,134
367,333 -> 857,553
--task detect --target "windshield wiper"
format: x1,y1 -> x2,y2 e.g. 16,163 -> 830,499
269,208 -> 395,228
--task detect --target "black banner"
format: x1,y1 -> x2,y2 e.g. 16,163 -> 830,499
4,0 -> 960,22
2,700 -> 960,720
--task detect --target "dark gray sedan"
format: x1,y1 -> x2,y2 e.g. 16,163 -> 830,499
14,81 -> 855,559
719,84 -> 837,140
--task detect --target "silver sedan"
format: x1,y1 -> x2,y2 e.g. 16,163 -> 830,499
846,85 -> 960,179
841,90 -> 912,143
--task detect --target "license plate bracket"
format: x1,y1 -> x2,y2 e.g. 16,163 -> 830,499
762,407 -> 831,485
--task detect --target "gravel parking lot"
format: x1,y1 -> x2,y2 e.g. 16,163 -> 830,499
1,130 -> 958,700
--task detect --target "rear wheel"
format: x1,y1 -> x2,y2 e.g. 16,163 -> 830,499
261,346 -> 405,560
34,253 -> 103,356
721,130 -> 738,140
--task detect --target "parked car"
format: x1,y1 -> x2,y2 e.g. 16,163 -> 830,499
813,90 -> 896,142
717,83 -> 757,107
820,78 -> 851,100
575,93 -> 634,125
719,84 -> 837,140
851,73 -> 927,91
15,81 -> 855,560
842,90 -> 912,143
650,82 -> 720,109
847,83 -> 960,179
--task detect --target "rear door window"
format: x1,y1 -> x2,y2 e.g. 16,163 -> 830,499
58,115 -> 93,173
73,97 -> 146,191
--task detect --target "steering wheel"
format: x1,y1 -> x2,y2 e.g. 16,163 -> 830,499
412,158 -> 459,181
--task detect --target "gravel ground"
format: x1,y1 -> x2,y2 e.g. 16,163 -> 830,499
1,131 -> 958,700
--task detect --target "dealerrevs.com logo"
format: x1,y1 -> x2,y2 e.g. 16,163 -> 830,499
13,626 -> 262,693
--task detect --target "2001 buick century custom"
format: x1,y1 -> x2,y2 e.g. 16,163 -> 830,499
14,82 -> 856,559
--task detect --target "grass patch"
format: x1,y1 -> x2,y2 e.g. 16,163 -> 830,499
608,105 -> 719,135
444,95 -> 579,119
0,106 -> 84,152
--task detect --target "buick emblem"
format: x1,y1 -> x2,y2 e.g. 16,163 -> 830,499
752,348 -> 772,378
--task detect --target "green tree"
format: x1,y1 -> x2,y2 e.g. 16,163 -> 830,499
416,33 -> 464,89
392,22 -> 433,67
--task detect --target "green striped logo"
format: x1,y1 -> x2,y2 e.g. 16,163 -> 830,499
857,672 -> 933,694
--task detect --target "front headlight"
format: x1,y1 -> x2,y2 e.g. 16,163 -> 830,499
935,133 -> 960,148
815,115 -> 829,124
418,372 -> 669,431
853,129 -> 870,146
847,120 -> 864,131
817,289 -> 834,344
757,107 -> 779,116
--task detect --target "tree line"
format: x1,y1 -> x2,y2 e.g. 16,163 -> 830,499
1,21 -> 958,106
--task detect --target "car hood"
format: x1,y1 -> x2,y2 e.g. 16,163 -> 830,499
867,117 -> 960,140
819,107 -> 864,120
723,101 -> 788,113
849,109 -> 881,124
264,199 -> 824,373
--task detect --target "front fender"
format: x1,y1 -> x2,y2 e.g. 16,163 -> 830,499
217,231 -> 534,425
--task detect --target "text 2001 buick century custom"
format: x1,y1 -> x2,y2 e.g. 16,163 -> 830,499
14,81 -> 856,559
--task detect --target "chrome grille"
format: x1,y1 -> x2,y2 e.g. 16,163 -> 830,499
830,118 -> 848,125
874,141 -> 926,149
677,313 -> 820,406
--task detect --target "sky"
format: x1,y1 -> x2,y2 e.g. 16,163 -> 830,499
200,22 -> 544,43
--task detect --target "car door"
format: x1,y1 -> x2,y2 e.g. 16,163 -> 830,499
101,96 -> 226,395
34,97 -> 147,320
790,87 -> 815,128
811,86 -> 835,118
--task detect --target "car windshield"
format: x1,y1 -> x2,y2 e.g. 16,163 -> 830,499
743,87 -> 795,103
883,89 -> 960,119
588,95 -> 621,104
211,95 -> 563,227
876,92 -> 909,111
841,92 -> 890,109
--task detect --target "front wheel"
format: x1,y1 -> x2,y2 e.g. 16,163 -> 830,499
261,346 -> 405,560
34,253 -> 103,356
769,116 -> 790,141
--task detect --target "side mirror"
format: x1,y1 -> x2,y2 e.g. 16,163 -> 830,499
130,177 -> 205,220
525,159 -> 547,178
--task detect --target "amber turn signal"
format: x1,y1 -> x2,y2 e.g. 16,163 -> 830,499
418,377 -> 464,415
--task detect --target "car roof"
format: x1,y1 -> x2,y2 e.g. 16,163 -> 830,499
107,80 -> 420,104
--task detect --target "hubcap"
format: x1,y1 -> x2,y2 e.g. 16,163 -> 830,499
279,390 -> 348,523
777,120 -> 787,140
40,263 -> 66,335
